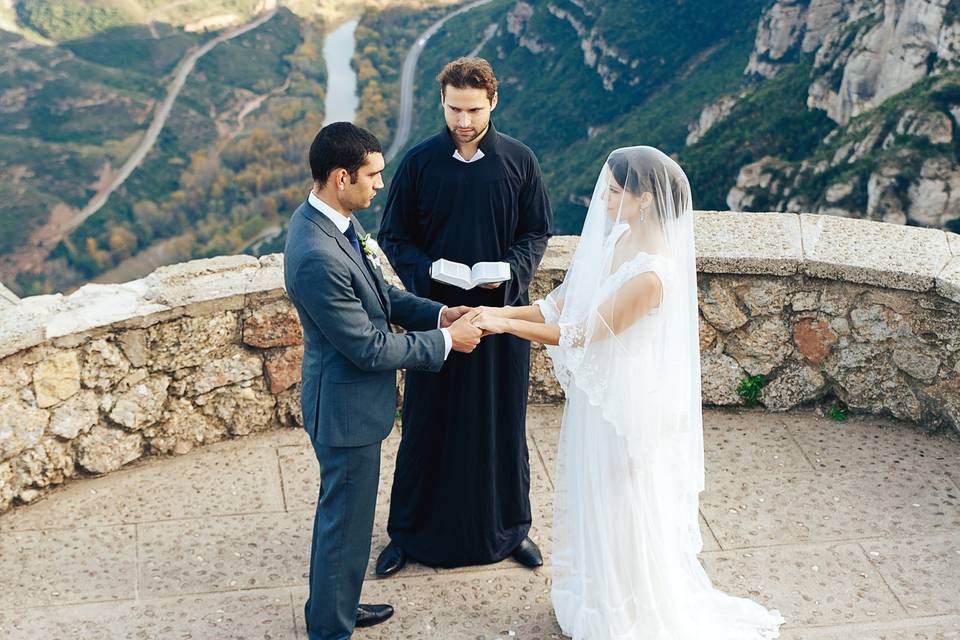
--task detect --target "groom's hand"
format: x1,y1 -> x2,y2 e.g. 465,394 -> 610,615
440,305 -> 472,328
448,308 -> 483,353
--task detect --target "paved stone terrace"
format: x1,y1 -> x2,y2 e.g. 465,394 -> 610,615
1,406 -> 959,639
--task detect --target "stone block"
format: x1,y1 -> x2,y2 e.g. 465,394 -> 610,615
698,279 -> 748,331
0,283 -> 18,307
274,384 -> 303,428
725,316 -> 793,375
694,211 -> 803,275
242,301 -> 302,348
44,281 -> 169,339
194,380 -> 276,436
80,339 -> 131,390
0,462 -> 13,512
48,390 -> 99,439
701,352 -> 744,405
699,316 -> 718,351
116,329 -> 148,367
937,255 -> 960,303
32,350 -> 80,408
737,277 -> 793,315
800,213 -> 951,291
528,344 -> 563,403
143,397 -> 226,456
760,363 -> 826,411
77,425 -> 143,474
11,437 -> 76,491
142,255 -> 263,308
891,344 -> 940,382
147,312 -> 239,370
793,318 -> 838,365
0,399 -> 49,461
108,374 -> 169,431
850,304 -> 909,342
826,347 -> 926,422
171,351 -> 262,397
263,345 -> 302,394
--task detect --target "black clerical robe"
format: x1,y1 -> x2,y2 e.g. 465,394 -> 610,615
378,123 -> 552,567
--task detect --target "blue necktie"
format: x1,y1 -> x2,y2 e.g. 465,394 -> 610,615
344,221 -> 363,260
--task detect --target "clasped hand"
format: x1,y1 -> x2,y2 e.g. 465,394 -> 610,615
441,306 -> 510,353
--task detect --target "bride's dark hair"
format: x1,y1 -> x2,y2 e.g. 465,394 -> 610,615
606,147 -> 691,219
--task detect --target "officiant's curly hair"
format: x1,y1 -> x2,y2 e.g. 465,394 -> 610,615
310,122 -> 382,185
438,57 -> 498,102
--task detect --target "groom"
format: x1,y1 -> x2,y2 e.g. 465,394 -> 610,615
283,122 -> 482,640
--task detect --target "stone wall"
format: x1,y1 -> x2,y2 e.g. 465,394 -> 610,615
0,212 -> 957,514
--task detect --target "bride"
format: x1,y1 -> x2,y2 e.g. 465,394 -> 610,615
474,147 -> 784,639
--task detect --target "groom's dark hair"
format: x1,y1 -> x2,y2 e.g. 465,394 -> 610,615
310,122 -> 382,186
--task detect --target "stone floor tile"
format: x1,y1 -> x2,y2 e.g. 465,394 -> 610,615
701,467 -> 960,548
529,438 -> 554,493
531,426 -> 560,485
778,615 -> 960,639
703,410 -> 815,477
0,525 -> 137,608
356,569 -> 562,639
862,535 -> 960,616
784,413 -> 954,474
138,510 -> 312,598
0,443 -> 285,532
701,542 -> 904,626
526,403 -> 563,430
264,425 -> 312,448
277,444 -> 322,512
700,511 -> 722,552
0,588 -> 297,640
936,430 -> 960,490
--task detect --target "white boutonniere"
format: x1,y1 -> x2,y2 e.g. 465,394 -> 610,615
358,232 -> 382,270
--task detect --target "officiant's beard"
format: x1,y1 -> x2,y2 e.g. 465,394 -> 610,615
451,122 -> 487,144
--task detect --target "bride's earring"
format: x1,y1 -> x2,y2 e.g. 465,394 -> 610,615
639,206 -> 647,223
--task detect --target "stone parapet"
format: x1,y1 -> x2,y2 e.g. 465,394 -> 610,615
0,212 -> 957,514
0,283 -> 18,308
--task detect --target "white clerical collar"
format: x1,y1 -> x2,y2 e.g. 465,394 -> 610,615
453,147 -> 485,163
308,191 -> 351,234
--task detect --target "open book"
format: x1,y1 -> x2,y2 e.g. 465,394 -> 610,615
430,259 -> 511,290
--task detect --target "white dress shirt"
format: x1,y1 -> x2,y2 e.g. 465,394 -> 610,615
308,191 -> 452,357
453,148 -> 485,163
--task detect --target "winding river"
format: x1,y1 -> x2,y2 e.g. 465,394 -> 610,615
322,19 -> 360,125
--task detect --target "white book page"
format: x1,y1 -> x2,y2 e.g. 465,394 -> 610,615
470,261 -> 511,285
431,259 -> 473,289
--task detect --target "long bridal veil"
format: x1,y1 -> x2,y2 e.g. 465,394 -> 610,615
537,147 -> 783,639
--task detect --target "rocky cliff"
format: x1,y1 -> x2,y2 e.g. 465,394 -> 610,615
706,0 -> 960,230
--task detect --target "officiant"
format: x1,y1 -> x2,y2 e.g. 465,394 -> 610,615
376,57 -> 552,572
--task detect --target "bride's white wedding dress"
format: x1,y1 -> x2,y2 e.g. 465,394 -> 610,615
535,147 -> 784,639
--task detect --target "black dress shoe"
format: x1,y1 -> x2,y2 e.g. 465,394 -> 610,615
511,536 -> 543,568
375,541 -> 407,577
355,603 -> 394,628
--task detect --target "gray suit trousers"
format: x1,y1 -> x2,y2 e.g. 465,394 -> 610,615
305,438 -> 381,640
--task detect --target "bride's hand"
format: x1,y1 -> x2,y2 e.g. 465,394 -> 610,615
473,310 -> 509,335
475,305 -> 511,318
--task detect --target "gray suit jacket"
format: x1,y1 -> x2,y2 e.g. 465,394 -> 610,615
283,200 -> 446,447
